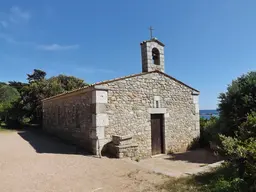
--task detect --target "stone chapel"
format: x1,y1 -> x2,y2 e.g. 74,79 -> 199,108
42,37 -> 200,158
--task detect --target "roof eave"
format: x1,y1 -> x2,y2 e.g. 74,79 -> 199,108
42,70 -> 199,102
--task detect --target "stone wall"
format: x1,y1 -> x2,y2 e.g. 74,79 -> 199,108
42,90 -> 93,151
102,72 -> 200,157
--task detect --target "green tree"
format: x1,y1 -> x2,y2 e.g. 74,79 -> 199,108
19,70 -> 87,123
48,74 -> 87,91
0,82 -> 7,88
0,85 -> 20,122
1,69 -> 87,125
21,79 -> 47,122
27,69 -> 46,83
217,71 -> 256,191
45,74 -> 87,97
218,71 -> 256,136
9,81 -> 27,93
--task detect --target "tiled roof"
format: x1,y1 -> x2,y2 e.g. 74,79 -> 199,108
42,70 -> 199,102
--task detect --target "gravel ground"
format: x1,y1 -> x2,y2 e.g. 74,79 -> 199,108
0,130 -> 167,192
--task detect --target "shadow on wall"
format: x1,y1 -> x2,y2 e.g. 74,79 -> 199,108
165,149 -> 222,164
18,129 -> 91,155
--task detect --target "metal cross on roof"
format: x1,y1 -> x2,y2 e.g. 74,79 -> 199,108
149,26 -> 154,39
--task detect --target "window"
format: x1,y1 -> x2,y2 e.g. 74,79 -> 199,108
156,101 -> 159,108
152,48 -> 160,65
154,96 -> 161,108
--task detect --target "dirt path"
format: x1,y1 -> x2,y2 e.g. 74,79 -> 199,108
132,149 -> 222,177
0,131 -> 167,192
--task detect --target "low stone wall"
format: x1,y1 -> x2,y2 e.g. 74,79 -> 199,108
106,135 -> 138,158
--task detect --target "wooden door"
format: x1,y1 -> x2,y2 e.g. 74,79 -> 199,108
151,114 -> 164,155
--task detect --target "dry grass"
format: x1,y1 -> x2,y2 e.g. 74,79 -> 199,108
157,176 -> 202,192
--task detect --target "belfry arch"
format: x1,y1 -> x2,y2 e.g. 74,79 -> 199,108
152,48 -> 160,65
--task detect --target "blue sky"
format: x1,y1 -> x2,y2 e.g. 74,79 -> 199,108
0,0 -> 255,109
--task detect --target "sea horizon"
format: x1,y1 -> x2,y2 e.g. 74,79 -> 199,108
200,109 -> 218,119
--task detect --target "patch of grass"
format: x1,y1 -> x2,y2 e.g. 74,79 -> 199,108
0,126 -> 12,132
0,121 -> 7,126
0,122 -> 8,132
0,121 -> 16,132
158,175 -> 202,192
158,164 -> 242,192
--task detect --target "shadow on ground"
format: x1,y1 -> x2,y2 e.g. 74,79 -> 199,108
165,149 -> 222,164
18,129 -> 91,156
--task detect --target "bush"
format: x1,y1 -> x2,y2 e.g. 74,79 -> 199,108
0,85 -> 20,122
219,112 -> 256,191
160,164 -> 247,192
218,71 -> 256,136
199,116 -> 221,148
216,71 -> 256,191
206,176 -> 247,192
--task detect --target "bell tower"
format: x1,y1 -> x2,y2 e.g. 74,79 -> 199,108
140,37 -> 165,73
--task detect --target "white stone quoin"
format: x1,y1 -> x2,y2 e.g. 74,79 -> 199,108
91,85 -> 109,155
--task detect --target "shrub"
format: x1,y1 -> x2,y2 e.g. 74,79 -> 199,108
160,164 -> 247,192
0,85 -> 20,124
199,116 -> 221,148
206,177 -> 245,192
218,71 -> 256,136
219,112 -> 256,190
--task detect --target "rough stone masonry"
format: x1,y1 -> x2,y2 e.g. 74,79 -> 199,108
42,38 -> 200,158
